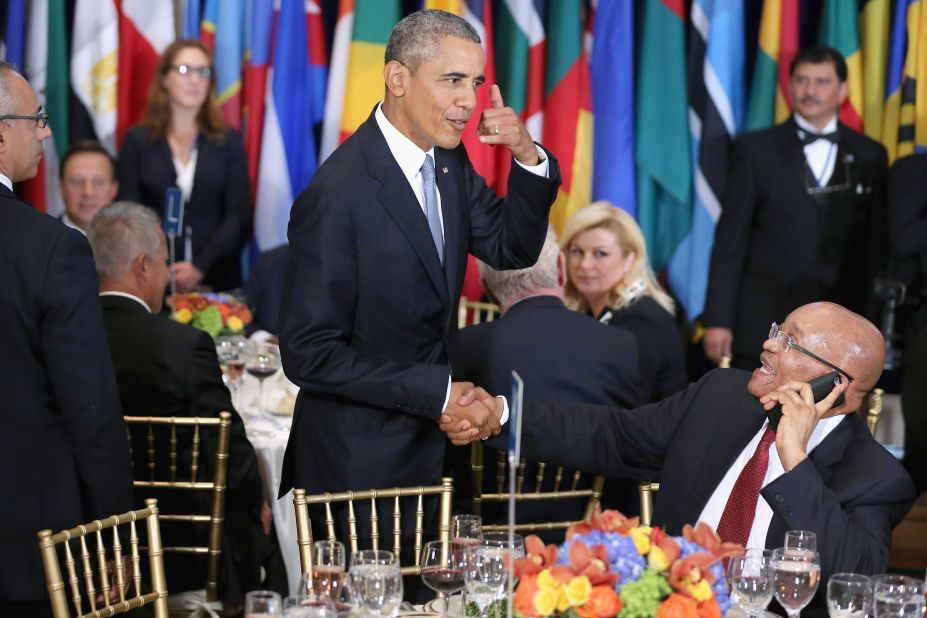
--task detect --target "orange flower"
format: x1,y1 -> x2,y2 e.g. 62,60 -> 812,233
697,597 -> 721,618
515,535 -> 559,580
514,572 -> 541,618
575,585 -> 622,618
682,522 -> 743,560
568,506 -> 638,537
655,593 -> 700,618
667,553 -> 719,598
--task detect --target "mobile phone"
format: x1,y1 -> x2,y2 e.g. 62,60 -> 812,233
767,371 -> 845,430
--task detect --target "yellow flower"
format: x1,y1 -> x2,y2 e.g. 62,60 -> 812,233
173,308 -> 193,324
556,587 -> 571,612
684,579 -> 713,602
534,588 -> 559,615
227,315 -> 244,332
630,527 -> 651,555
648,546 -> 670,572
566,575 -> 592,606
537,569 -> 561,591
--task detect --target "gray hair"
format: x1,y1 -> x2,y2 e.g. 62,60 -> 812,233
88,201 -> 162,281
478,228 -> 560,306
385,9 -> 480,72
0,61 -> 23,116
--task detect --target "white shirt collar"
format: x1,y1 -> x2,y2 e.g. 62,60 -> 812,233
0,173 -> 12,192
375,102 -> 435,184
794,113 -> 838,136
99,291 -> 152,313
61,212 -> 87,235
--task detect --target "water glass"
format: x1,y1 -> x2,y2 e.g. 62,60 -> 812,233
464,545 -> 509,617
245,590 -> 283,618
872,574 -> 925,618
827,573 -> 871,618
452,515 -> 482,548
728,549 -> 774,616
772,547 -> 821,618
420,540 -> 467,617
784,530 -> 818,552
348,550 -> 403,618
283,594 -> 337,618
299,540 -> 346,602
480,532 -> 526,558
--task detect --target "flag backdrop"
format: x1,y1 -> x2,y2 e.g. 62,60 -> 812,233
5,1 -> 927,310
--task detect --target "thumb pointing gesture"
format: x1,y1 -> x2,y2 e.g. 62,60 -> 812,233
490,84 -> 504,109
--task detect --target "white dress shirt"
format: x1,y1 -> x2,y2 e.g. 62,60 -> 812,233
61,212 -> 87,235
795,113 -> 839,189
0,173 -> 12,191
99,291 -> 152,313
697,413 -> 844,549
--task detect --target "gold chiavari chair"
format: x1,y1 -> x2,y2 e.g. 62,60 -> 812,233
123,412 -> 231,611
293,477 -> 453,576
864,387 -> 884,435
470,441 -> 605,533
37,498 -> 169,618
457,299 -> 500,328
638,482 -> 660,527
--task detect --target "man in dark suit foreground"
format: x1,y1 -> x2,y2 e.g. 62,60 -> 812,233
704,46 -> 888,368
0,62 -> 133,616
88,202 -> 280,604
455,228 -> 643,522
279,8 -> 561,509
445,302 -> 914,608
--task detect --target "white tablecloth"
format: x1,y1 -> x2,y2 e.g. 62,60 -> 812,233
233,369 -> 301,595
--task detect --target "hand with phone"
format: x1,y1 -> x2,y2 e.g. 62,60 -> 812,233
758,372 -> 847,472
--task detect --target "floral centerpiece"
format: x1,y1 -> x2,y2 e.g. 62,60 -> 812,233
510,508 -> 742,618
167,292 -> 253,338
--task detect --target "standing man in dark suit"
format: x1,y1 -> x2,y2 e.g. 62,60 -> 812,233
0,62 -> 133,616
703,46 -> 888,369
455,228 -> 643,520
447,302 -> 915,609
87,202 -> 281,603
279,9 -> 561,505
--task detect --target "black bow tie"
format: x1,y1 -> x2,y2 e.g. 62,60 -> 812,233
799,130 -> 839,146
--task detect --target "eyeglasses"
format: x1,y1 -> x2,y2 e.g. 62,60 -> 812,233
769,322 -> 855,382
0,111 -> 49,129
169,64 -> 212,78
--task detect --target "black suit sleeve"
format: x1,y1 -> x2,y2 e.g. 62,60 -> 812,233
192,132 -> 251,277
188,330 -> 263,510
888,155 -> 927,259
703,137 -> 757,329
43,229 -> 134,519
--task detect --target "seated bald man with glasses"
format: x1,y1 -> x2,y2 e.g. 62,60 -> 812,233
445,302 -> 914,604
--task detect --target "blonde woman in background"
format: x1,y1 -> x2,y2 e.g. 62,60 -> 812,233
561,202 -> 686,401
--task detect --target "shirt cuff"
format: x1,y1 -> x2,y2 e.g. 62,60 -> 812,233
514,144 -> 549,177
497,396 -> 509,425
441,375 -> 451,413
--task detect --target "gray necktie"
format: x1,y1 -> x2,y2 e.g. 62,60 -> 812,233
420,154 -> 445,265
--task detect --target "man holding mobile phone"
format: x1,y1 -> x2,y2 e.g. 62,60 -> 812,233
443,301 -> 915,597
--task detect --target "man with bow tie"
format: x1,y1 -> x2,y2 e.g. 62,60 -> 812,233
703,46 -> 888,370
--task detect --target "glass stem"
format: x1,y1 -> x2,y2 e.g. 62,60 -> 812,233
258,379 -> 265,414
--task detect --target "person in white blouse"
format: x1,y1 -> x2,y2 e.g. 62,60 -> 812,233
703,45 -> 889,371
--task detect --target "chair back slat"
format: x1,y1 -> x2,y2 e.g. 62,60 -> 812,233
534,463 -> 546,494
38,499 -> 168,618
457,299 -> 501,328
495,452 -> 506,494
516,458 -> 527,494
866,388 -> 883,435
123,413 -> 231,604
293,478 -> 453,576
638,482 -> 660,527
553,466 -> 564,492
570,470 -> 582,492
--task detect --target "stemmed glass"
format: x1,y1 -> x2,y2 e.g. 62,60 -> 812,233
299,540 -> 347,604
481,532 -> 526,558
464,545 -> 509,618
420,540 -> 467,617
872,574 -> 925,617
728,549 -> 774,617
784,530 -> 817,552
348,550 -> 403,618
216,335 -> 247,405
245,590 -> 283,617
245,342 -> 281,415
772,547 -> 821,618
451,515 -> 482,551
827,573 -> 871,618
283,595 -> 336,618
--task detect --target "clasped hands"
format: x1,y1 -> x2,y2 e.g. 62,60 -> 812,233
440,382 -> 503,446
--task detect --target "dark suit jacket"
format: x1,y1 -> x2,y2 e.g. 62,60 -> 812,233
117,126 -> 250,291
599,297 -> 686,402
99,294 -> 264,594
278,110 -> 561,498
520,369 -> 915,586
888,153 -> 927,304
456,294 -> 643,521
245,244 -> 289,336
704,118 -> 888,364
0,187 -> 133,602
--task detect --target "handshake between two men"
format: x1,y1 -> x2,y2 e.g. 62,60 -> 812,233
440,382 -> 504,445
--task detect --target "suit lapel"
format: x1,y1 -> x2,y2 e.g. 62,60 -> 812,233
358,115 -> 450,305
188,133 -> 208,206
774,119 -> 811,192
434,148 -> 460,302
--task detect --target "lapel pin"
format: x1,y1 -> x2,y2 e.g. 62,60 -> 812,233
442,166 -> 448,174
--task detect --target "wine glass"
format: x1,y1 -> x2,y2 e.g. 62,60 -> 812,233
784,530 -> 817,552
464,545 -> 509,618
728,549 -> 774,617
298,540 -> 346,604
348,550 -> 403,618
480,532 -> 526,558
283,594 -> 337,618
772,547 -> 821,618
452,515 -> 482,550
245,590 -> 283,618
872,574 -> 925,618
245,342 -> 281,415
420,540 -> 467,617
216,335 -> 247,403
827,573 -> 871,618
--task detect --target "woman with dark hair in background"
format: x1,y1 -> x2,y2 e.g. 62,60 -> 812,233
118,39 -> 250,293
